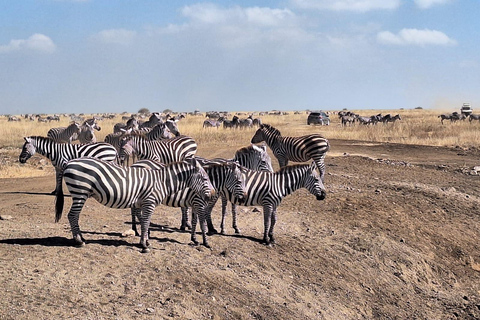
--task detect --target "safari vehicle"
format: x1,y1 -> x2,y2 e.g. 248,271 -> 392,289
461,103 -> 473,116
307,111 -> 330,125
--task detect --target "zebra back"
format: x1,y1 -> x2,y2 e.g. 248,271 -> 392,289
47,122 -> 80,144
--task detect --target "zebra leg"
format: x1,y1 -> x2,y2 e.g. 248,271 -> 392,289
180,207 -> 191,230
190,206 -> 199,246
220,195 -> 228,235
139,202 -> 155,253
196,204 -> 211,248
131,208 -> 141,236
67,196 -> 88,247
262,204 -> 274,245
206,196 -> 219,235
231,203 -> 241,234
268,208 -> 277,244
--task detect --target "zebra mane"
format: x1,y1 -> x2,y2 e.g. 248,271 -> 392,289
262,124 -> 282,137
26,135 -> 56,143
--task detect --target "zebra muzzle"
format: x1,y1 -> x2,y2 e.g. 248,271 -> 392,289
316,191 -> 326,201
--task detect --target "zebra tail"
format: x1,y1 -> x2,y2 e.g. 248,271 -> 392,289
54,173 -> 65,223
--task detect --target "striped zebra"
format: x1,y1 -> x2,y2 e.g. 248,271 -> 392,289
76,121 -> 98,144
47,122 -> 81,144
184,144 -> 274,235
251,124 -> 329,181
130,159 -> 246,248
212,163 -> 326,245
19,136 -> 117,195
56,157 -> 215,252
119,134 -> 197,165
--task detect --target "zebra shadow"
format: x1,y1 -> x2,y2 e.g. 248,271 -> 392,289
0,191 -> 67,197
0,236 -> 74,247
83,229 -> 183,245
214,232 -> 265,245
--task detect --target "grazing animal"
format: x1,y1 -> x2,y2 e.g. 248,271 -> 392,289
223,116 -> 240,129
130,159 -> 246,247
203,119 -> 222,128
47,122 -> 81,144
56,157 -> 215,252
19,136 -> 117,195
119,135 -> 197,166
469,114 -> 480,123
251,124 -> 329,181
208,163 -> 326,245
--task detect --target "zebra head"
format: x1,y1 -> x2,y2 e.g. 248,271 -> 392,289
19,137 -> 36,163
119,136 -> 135,164
250,144 -> 274,172
165,119 -> 181,137
251,124 -> 280,144
220,161 -> 247,203
305,163 -> 326,201
184,157 -> 216,201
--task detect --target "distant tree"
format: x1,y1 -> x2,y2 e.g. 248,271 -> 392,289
163,108 -> 173,114
415,106 -> 423,110
138,108 -> 150,115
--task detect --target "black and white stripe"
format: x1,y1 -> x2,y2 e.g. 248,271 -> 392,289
119,134 -> 197,165
213,163 -> 326,245
19,136 -> 117,194
130,159 -> 246,247
251,124 -> 329,181
56,157 -> 215,252
47,122 -> 81,144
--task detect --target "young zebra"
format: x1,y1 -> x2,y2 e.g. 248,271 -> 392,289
251,124 -> 329,181
19,136 -> 117,195
211,163 -> 326,245
56,157 -> 215,252
130,159 -> 246,248
76,121 -> 98,144
47,122 -> 81,144
118,134 -> 197,165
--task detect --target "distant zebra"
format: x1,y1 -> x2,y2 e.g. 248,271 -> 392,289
114,117 -> 138,133
76,121 -> 98,144
19,136 -> 117,195
223,116 -> 239,129
203,119 -> 222,128
56,157 -> 215,252
209,163 -> 326,245
119,134 -> 197,166
47,122 -> 81,144
131,159 -> 246,247
251,124 -> 330,181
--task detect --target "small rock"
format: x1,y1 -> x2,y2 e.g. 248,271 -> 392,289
146,307 -> 155,313
375,189 -> 381,194
0,215 -> 13,220
252,208 -> 260,213
121,229 -> 136,238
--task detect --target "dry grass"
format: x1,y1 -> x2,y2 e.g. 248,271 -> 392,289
1,109 -> 479,178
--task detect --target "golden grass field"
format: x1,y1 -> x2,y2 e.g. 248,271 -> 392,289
1,108 -> 479,179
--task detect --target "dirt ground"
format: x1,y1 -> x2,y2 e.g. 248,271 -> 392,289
1,139 -> 480,319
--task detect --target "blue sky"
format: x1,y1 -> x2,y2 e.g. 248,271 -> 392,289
1,0 -> 478,114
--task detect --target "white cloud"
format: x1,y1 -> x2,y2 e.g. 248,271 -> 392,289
377,28 -> 456,46
181,4 -> 296,27
0,34 -> 56,53
291,0 -> 401,12
93,29 -> 137,45
414,0 -> 452,9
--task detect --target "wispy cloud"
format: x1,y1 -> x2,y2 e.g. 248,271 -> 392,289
377,28 -> 456,46
291,0 -> 401,12
414,0 -> 452,9
0,33 -> 56,53
93,29 -> 137,45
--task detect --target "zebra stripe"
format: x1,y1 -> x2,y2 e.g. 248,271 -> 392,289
131,159 -> 246,247
251,124 -> 329,181
57,157 -> 215,252
119,134 -> 197,165
214,163 -> 326,245
19,136 -> 117,194
47,122 -> 81,144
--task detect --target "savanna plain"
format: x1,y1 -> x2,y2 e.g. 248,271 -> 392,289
0,109 -> 479,319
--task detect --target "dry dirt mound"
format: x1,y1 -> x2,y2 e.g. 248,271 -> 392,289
0,140 -> 479,319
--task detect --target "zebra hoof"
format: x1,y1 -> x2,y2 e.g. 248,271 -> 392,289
74,241 -> 85,248
234,229 -> 241,234
203,243 -> 211,249
141,247 -> 150,253
189,240 -> 199,246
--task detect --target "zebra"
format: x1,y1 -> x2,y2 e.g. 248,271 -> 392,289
203,119 -> 222,128
47,122 -> 81,144
130,159 -> 247,248
76,121 -> 97,144
208,162 -> 326,245
114,117 -> 139,133
55,157 -> 215,252
223,116 -> 240,129
19,136 -> 117,195
118,134 -> 197,166
250,124 -> 329,181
